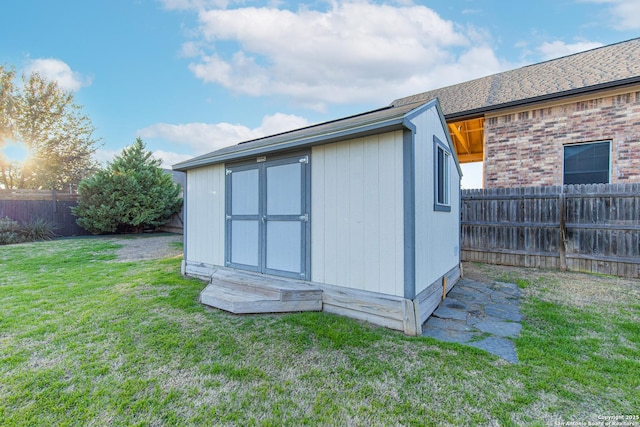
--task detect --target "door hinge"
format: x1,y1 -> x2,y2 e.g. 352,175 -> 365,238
299,214 -> 309,221
226,215 -> 232,220
226,169 -> 232,175
299,156 -> 309,164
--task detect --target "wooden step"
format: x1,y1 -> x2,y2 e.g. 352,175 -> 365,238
200,269 -> 323,314
211,268 -> 321,300
209,270 -> 280,299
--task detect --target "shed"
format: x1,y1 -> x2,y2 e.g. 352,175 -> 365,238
173,98 -> 462,335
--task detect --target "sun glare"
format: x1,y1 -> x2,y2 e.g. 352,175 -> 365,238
1,140 -> 29,163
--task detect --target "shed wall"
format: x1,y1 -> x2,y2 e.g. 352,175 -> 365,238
411,106 -> 461,296
311,131 -> 405,297
185,164 -> 226,267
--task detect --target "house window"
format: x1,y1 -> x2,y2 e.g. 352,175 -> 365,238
563,141 -> 610,185
434,136 -> 451,212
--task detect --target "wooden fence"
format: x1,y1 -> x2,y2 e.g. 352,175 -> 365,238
0,190 -> 89,237
461,183 -> 640,279
159,211 -> 183,234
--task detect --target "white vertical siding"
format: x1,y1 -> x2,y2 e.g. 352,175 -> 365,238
411,106 -> 461,295
311,131 -> 405,297
185,164 -> 226,267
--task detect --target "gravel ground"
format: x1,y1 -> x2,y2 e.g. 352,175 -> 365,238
110,234 -> 183,262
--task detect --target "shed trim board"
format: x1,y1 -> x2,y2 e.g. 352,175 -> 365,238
433,136 -> 453,213
181,171 -> 188,275
177,98 -> 461,335
402,129 -> 416,300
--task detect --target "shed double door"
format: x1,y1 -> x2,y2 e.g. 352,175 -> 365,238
225,153 -> 310,280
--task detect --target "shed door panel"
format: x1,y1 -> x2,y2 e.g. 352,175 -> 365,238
266,221 -> 301,273
226,154 -> 310,279
267,162 -> 301,215
264,161 -> 305,275
230,220 -> 259,267
231,169 -> 259,215
228,167 -> 260,270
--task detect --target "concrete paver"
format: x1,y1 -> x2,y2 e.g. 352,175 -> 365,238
469,337 -> 519,364
422,278 -> 523,363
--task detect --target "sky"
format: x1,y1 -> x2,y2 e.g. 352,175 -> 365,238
1,0 -> 639,189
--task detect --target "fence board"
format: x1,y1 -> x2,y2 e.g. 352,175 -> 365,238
461,184 -> 640,279
0,190 -> 89,237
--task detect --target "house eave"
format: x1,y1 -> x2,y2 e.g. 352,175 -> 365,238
444,76 -> 640,121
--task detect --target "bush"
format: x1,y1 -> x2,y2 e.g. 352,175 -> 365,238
0,217 -> 58,245
21,218 -> 58,241
71,138 -> 182,235
0,218 -> 21,245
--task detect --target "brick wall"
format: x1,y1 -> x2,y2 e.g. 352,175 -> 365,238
484,90 -> 640,187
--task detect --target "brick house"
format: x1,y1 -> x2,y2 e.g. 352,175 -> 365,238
392,37 -> 640,188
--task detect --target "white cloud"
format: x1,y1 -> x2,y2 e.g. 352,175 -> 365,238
138,121 -> 253,154
607,0 -> 640,29
583,0 -> 640,30
179,41 -> 204,58
25,58 -> 91,91
152,150 -> 194,168
180,2 -> 510,109
536,40 -> 604,61
95,146 -> 194,169
137,113 -> 311,155
256,113 -> 311,136
93,148 -> 119,166
159,0 -> 229,10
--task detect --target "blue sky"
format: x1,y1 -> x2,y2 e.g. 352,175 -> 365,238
1,0 -> 639,188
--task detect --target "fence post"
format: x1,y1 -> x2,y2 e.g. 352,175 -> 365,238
558,190 -> 567,271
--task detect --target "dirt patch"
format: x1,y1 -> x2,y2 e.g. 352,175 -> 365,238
109,234 -> 183,262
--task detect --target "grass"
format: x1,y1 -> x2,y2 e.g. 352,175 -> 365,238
0,239 -> 638,426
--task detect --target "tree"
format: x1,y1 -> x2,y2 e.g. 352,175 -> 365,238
0,64 -> 100,190
72,138 -> 182,234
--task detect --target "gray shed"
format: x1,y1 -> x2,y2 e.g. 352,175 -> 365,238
173,98 -> 462,335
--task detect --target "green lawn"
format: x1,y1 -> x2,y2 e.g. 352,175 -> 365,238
0,238 -> 638,426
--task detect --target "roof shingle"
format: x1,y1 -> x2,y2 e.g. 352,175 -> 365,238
392,37 -> 640,117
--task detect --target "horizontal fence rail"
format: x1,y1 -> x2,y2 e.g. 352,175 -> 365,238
461,183 -> 640,279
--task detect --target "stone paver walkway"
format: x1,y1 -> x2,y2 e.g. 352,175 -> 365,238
422,278 -> 522,363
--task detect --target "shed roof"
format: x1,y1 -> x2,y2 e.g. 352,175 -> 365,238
392,37 -> 640,119
173,100 -> 426,171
